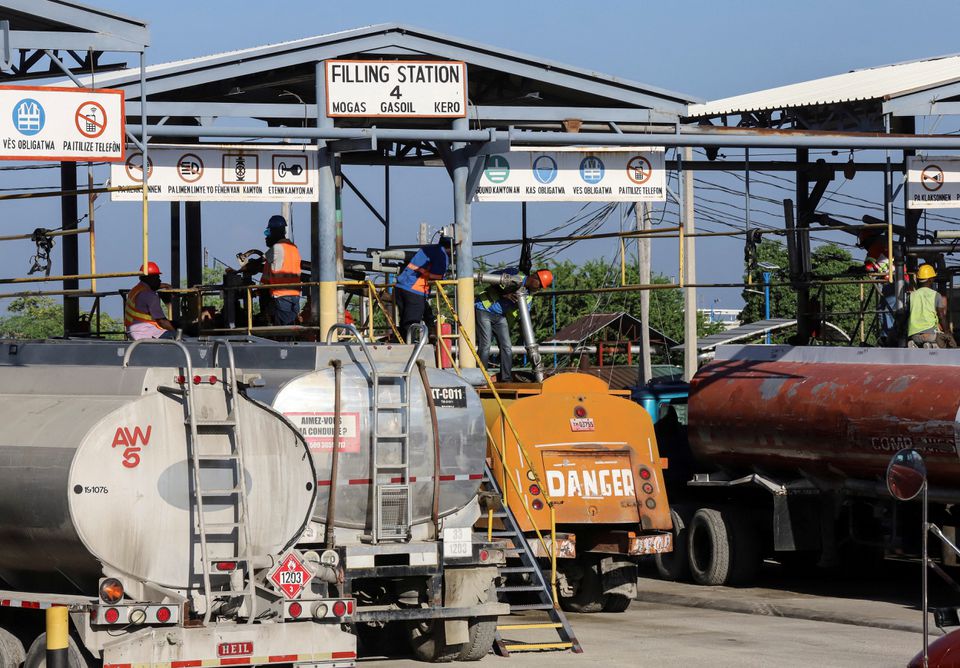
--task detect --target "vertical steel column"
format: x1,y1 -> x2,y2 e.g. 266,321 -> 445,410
795,149 -> 811,343
637,203 -> 652,385
170,202 -> 181,319
315,61 -> 337,334
384,164 -> 391,248
452,117 -> 476,367
682,147 -> 697,381
60,162 -> 79,333
185,202 -> 202,287
139,50 -> 149,272
335,166 -> 345,322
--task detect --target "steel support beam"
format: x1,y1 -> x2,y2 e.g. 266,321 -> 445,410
681,148 -> 697,381
315,61 -> 337,335
451,117 -> 476,368
185,201 -> 203,288
60,162 -> 79,333
170,202 -> 181,320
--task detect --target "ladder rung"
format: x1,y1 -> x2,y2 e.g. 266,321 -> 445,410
205,522 -> 243,529
508,603 -> 554,611
194,420 -> 237,428
490,530 -> 517,537
503,643 -> 574,652
198,454 -> 239,461
377,403 -> 409,409
499,566 -> 536,574
375,432 -> 409,439
497,585 -> 543,592
207,557 -> 246,563
497,623 -> 563,631
199,488 -> 240,496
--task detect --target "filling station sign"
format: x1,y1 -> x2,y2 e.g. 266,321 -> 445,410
325,60 -> 467,118
110,145 -> 318,202
475,148 -> 666,202
907,156 -> 960,209
0,85 -> 124,161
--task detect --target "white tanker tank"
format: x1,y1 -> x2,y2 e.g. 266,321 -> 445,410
0,339 -> 356,668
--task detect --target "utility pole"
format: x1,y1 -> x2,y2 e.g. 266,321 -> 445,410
682,147 -> 697,381
637,203 -> 652,385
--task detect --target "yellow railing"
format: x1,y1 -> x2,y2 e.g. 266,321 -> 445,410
431,281 -> 560,603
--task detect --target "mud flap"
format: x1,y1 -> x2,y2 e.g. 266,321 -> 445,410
599,557 -> 637,598
443,567 -> 498,645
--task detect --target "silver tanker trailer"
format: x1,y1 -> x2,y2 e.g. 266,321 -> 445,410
0,329 -> 508,663
0,339 -> 356,668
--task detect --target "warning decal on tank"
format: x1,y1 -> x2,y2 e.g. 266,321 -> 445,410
284,412 -> 361,453
269,552 -> 313,599
431,386 -> 467,408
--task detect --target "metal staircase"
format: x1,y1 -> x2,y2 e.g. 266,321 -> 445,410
327,323 -> 427,543
482,463 -> 581,656
123,338 -> 257,624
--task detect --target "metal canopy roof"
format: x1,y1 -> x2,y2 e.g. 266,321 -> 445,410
0,0 -> 149,51
546,312 -> 678,348
65,23 -> 696,128
689,53 -> 960,120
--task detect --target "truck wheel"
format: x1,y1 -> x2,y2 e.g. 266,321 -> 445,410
656,506 -> 691,582
688,507 -> 732,586
0,628 -> 25,668
558,559 -> 605,613
601,593 -> 632,613
457,617 -> 497,661
24,634 -> 88,668
406,620 -> 463,663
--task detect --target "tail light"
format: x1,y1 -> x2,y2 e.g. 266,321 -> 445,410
155,606 -> 172,623
332,600 -> 347,617
103,607 -> 120,624
479,549 -> 489,562
99,578 -> 124,604
638,467 -> 652,480
641,483 -> 654,495
175,375 -> 186,384
312,602 -> 328,619
288,602 -> 303,619
192,375 -> 202,385
532,499 -> 544,511
645,498 -> 657,509
528,484 -> 541,496
215,562 -> 236,571
573,405 -> 588,418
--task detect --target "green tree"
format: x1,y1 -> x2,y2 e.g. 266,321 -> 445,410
0,296 -> 121,339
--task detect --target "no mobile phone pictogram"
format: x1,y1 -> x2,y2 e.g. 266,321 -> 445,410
75,101 -> 107,139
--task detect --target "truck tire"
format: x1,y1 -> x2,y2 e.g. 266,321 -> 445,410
457,617 -> 497,661
558,558 -> 605,613
0,627 -> 25,668
688,507 -> 732,586
24,634 -> 88,668
656,506 -> 691,582
406,620 -> 463,663
601,593 -> 632,613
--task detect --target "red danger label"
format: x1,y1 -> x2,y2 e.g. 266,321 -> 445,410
269,552 -> 314,599
217,642 -> 253,657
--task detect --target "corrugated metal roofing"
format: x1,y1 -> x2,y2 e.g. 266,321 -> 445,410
546,312 -> 677,348
689,53 -> 960,118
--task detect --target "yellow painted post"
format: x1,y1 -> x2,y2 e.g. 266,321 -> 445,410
319,282 -> 337,339
46,606 -> 69,668
456,276 -> 476,368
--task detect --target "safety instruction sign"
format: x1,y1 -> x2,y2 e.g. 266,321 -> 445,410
907,156 -> 960,209
325,60 -> 467,118
111,145 -> 318,202
284,411 -> 361,454
474,148 -> 666,202
0,85 -> 124,161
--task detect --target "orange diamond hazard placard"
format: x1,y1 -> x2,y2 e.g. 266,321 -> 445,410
269,552 -> 313,599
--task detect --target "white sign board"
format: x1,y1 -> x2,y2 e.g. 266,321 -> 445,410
111,146 -> 318,202
0,85 -> 124,161
325,60 -> 467,118
474,149 -> 666,202
907,156 -> 960,209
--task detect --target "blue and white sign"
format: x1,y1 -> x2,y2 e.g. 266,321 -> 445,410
579,156 -> 605,184
0,85 -> 125,162
475,148 -> 665,202
533,155 -> 558,184
12,99 -> 44,136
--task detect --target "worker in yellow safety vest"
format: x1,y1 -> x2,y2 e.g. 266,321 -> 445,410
258,215 -> 303,326
908,264 -> 956,348
474,268 -> 553,381
124,262 -> 175,340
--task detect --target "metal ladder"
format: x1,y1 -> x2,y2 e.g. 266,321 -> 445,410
123,339 -> 257,624
482,463 -> 581,655
326,323 -> 427,543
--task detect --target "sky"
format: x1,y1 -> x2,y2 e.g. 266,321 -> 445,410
6,0 -> 960,323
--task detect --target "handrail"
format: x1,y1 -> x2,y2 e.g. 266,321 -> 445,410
403,323 -> 429,374
122,337 -> 192,373
325,323 -> 377,372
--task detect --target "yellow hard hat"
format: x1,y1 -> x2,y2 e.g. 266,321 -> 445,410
918,264 -> 937,280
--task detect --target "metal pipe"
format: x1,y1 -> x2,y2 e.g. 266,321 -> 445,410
0,185 -> 141,201
127,124 -> 960,150
325,359 -> 342,549
924,481 -> 930,667
140,50 -> 149,274
417,360 -> 442,540
88,169 -> 97,292
513,286 -> 543,382
452,116 -> 476,369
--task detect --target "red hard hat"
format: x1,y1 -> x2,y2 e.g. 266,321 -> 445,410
139,261 -> 161,276
535,269 -> 553,289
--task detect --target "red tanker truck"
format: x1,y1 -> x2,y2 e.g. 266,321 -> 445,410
651,344 -> 960,586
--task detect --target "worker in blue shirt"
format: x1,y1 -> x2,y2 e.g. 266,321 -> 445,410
395,235 -> 452,341
475,267 -> 553,382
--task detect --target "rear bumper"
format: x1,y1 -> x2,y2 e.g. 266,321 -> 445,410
526,529 -> 673,558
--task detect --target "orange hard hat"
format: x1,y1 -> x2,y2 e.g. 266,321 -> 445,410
535,269 -> 553,289
139,261 -> 161,276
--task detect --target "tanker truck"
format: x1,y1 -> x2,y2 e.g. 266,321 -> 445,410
0,329 -> 508,663
0,339 -> 356,668
482,372 -> 673,613
651,344 -> 960,586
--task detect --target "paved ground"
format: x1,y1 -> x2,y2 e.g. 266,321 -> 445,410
360,561 -> 938,667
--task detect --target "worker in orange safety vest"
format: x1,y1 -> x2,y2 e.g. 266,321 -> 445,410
124,262 -> 175,340
258,215 -> 303,326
